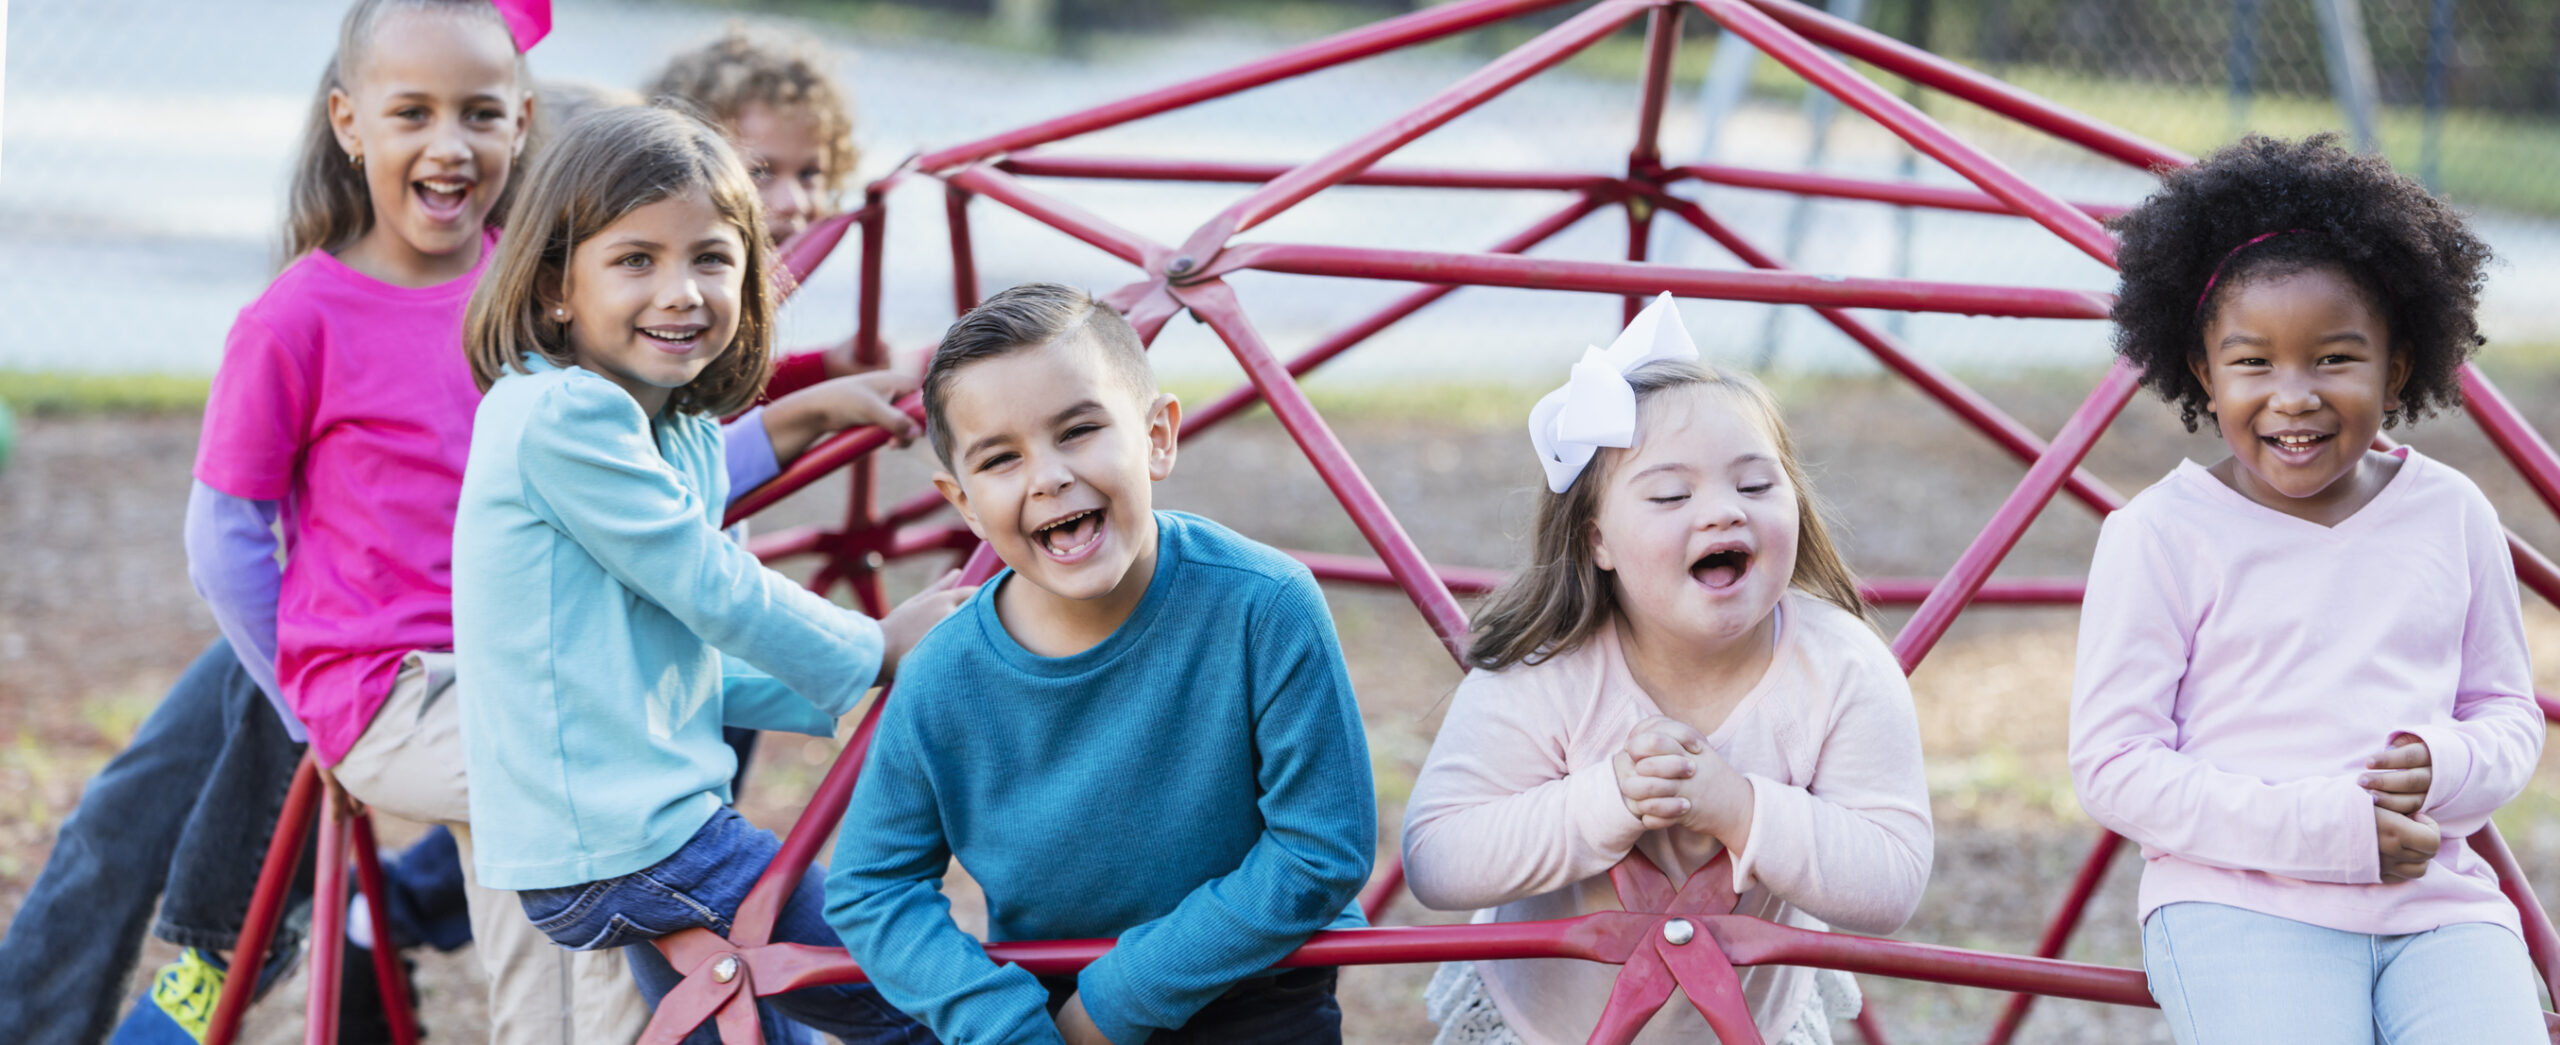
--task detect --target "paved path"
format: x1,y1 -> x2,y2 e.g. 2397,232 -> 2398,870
9,0 -> 2560,382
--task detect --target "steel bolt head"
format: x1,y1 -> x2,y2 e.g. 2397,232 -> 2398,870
713,955 -> 740,983
864,551 -> 888,571
1168,255 -> 1197,275
1662,918 -> 1696,946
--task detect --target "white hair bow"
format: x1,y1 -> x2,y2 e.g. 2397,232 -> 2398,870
1527,293 -> 1700,494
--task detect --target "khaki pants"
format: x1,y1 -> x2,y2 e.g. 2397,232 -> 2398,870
334,651 -> 650,1045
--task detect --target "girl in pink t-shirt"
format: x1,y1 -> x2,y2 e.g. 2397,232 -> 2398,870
184,1 -> 661,1038
2072,135 -> 2544,1043
1403,296 -> 1933,1045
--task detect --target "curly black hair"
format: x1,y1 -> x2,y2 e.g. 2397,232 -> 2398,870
2107,133 -> 2491,431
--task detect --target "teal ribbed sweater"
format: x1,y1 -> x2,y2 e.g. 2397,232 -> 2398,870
826,512 -> 1374,1045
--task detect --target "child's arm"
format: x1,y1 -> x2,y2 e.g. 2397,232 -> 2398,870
2382,498 -> 2546,838
1403,668 -> 1646,912
826,704 -> 1064,1045
2070,515 -> 2379,883
722,371 -> 921,499
518,379 -> 882,717
181,481 -> 304,739
1068,577 -> 1373,1045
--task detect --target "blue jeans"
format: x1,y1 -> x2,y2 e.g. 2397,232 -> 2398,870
2143,901 -> 2547,1044
518,807 -> 936,1045
0,638 -> 307,1043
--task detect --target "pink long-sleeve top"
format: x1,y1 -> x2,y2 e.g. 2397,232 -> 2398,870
2069,448 -> 2543,938
1403,593 -> 1934,1045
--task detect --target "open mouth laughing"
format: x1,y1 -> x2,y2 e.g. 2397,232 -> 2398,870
1033,507 -> 1107,563
1691,542 -> 1752,591
414,174 -> 475,223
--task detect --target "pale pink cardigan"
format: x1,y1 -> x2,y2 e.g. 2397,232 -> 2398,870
1404,593 -> 1934,1045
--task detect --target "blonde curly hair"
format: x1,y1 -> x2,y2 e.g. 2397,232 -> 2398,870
648,25 -> 859,200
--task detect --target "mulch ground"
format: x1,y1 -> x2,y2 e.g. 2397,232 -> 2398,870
6,368 -> 2560,1043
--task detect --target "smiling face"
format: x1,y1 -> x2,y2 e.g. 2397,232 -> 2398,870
551,187 -> 747,415
931,335 -> 1178,638
329,7 -> 528,285
1590,385 -> 1800,657
731,101 -> 833,244
2190,265 -> 2410,522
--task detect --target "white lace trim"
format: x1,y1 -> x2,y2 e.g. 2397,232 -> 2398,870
1424,962 -> 1862,1045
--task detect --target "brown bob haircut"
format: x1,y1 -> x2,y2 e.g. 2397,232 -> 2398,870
287,0 -> 532,264
1465,360 -> 1870,672
922,282 -> 1151,470
465,104 -> 779,417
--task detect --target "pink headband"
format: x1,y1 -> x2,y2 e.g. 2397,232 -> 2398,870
2194,229 -> 2308,315
489,0 -> 550,51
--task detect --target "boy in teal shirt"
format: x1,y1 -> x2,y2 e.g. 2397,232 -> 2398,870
825,283 -> 1376,1045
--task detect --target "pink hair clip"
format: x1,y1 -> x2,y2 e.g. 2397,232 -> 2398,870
488,0 -> 551,51
2194,229 -> 2309,316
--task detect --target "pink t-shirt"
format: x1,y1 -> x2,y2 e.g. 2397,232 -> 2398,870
194,233 -> 495,764
2070,448 -> 2545,938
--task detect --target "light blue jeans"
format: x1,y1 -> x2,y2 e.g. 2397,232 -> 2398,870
2142,901 -> 2547,1044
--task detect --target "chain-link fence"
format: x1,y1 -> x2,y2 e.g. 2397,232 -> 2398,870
8,0 -> 2560,381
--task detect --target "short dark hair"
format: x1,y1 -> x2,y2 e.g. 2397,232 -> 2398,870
923,283 -> 1152,468
2108,133 -> 2491,431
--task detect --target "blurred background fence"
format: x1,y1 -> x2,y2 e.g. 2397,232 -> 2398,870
7,0 -> 2560,383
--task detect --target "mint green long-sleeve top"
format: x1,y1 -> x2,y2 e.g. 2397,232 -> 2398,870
454,357 -> 883,890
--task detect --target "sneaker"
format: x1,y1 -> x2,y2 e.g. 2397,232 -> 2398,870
108,948 -> 225,1044
109,943 -> 303,1045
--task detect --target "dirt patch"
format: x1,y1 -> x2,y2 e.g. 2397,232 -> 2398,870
6,370 -> 2560,1044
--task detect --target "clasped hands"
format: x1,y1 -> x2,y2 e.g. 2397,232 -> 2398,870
1611,715 -> 1753,846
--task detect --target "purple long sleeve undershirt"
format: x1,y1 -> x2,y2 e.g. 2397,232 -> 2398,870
186,407 -> 784,736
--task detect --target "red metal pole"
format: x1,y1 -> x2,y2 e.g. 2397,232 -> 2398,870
1986,829 -> 2125,1045
1650,192 -> 2126,516
1184,0 -> 1650,255
855,184 -> 890,368
912,0 -> 1592,173
350,815 -> 423,1045
728,545 -> 1006,948
206,757 -> 320,1045
1213,241 -> 2115,319
1186,194 -> 1611,432
1669,163 -> 2126,221
1697,0 -> 2118,266
306,781 -> 349,1045
2474,824 -> 2560,1009
1360,862 -> 1407,923
726,398 -> 923,526
1175,278 -> 1473,658
1627,1 -> 1677,331
777,210 -> 861,292
1729,0 -> 2192,173
1288,546 -> 2083,605
945,165 -> 1167,269
1893,364 -> 2142,671
998,154 -> 1621,193
2459,364 -> 2560,521
946,185 -> 981,316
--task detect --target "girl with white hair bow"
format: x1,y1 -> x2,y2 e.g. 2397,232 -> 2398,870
1402,295 -> 1935,1045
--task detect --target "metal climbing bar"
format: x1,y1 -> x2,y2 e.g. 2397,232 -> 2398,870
1699,0 -> 2120,266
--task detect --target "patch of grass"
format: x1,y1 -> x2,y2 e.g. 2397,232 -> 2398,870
0,371 -> 210,416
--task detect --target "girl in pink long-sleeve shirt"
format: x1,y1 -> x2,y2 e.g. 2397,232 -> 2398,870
2072,135 -> 2545,1044
1404,296 -> 1934,1045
